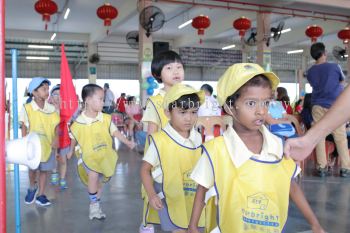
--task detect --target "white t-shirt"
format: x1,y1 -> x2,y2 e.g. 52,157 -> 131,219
198,95 -> 221,117
143,123 -> 202,183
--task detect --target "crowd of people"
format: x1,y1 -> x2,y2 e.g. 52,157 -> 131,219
19,42 -> 350,233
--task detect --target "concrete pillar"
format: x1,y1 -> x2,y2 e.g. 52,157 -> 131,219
138,0 -> 153,107
347,43 -> 350,82
298,47 -> 309,97
87,43 -> 98,84
256,12 -> 271,71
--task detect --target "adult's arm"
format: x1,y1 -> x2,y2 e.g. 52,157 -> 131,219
284,85 -> 350,160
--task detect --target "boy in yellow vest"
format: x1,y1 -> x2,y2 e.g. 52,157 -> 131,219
20,77 -> 60,206
140,84 -> 206,233
141,50 -> 185,233
68,84 -> 135,220
188,64 -> 325,233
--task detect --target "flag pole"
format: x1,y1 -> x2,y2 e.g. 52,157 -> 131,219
11,48 -> 21,233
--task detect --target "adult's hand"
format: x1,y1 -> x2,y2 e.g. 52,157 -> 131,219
284,134 -> 316,161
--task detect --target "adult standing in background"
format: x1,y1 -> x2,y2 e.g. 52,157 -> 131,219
198,84 -> 221,117
306,42 -> 349,177
285,85 -> 350,163
103,83 -> 115,114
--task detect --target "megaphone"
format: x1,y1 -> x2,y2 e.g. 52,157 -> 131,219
6,133 -> 41,170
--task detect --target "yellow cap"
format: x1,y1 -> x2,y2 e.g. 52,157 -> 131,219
163,83 -> 205,110
217,63 -> 279,106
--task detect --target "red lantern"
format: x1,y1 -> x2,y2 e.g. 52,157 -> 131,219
97,3 -> 118,35
305,25 -> 323,43
338,28 -> 350,44
192,15 -> 210,43
34,0 -> 58,30
233,17 -> 251,38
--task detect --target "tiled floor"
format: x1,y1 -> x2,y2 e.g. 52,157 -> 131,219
5,147 -> 350,233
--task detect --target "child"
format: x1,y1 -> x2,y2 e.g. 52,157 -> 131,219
140,83 -> 205,233
68,84 -> 135,220
48,84 -> 70,190
188,63 -> 325,233
20,77 -> 60,206
142,50 -> 185,136
141,50 -> 185,232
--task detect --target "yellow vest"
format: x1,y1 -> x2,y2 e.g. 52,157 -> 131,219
24,103 -> 59,162
148,94 -> 169,129
203,137 -> 296,233
142,94 -> 170,212
70,113 -> 118,186
143,130 -> 205,228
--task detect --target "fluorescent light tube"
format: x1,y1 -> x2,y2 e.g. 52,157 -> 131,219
178,19 -> 193,29
281,28 -> 291,34
287,49 -> 303,54
64,8 -> 70,20
222,44 -> 236,50
50,33 -> 56,41
28,45 -> 54,49
26,56 -> 50,60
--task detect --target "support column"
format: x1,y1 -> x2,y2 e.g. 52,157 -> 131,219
256,12 -> 271,71
87,43 -> 98,84
138,0 -> 153,107
298,47 -> 309,97
347,43 -> 350,82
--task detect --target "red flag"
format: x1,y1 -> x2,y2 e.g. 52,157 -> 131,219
59,44 -> 78,148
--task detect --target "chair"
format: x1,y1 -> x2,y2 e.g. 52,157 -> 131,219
111,112 -> 127,135
196,116 -> 227,142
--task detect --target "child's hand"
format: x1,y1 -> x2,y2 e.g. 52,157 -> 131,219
149,194 -> 163,210
187,226 -> 201,233
312,224 -> 325,233
126,140 -> 136,150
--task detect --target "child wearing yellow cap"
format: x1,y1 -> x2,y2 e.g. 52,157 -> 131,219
140,51 -> 185,233
188,64 -> 324,233
140,84 -> 206,233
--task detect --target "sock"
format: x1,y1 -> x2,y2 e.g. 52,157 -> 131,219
89,192 -> 98,203
30,182 -> 37,191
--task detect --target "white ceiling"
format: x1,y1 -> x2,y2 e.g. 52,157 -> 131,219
5,0 -> 350,53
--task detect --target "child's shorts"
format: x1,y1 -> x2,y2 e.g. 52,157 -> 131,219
37,151 -> 56,171
58,146 -> 70,158
154,182 -> 180,231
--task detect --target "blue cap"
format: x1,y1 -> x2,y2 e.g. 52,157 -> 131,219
50,84 -> 60,95
28,77 -> 51,94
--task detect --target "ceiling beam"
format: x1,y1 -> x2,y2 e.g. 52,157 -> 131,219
6,29 -> 89,43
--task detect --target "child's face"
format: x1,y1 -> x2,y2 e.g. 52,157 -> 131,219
228,86 -> 272,132
32,83 -> 49,101
86,89 -> 104,113
50,90 -> 60,105
161,62 -> 184,86
167,107 -> 198,135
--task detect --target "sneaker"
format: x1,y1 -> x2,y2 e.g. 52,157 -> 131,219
139,224 -> 154,233
24,187 -> 38,204
316,167 -> 330,177
35,195 -> 51,206
89,202 -> 106,220
60,179 -> 68,190
50,172 -> 59,185
340,168 -> 350,178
